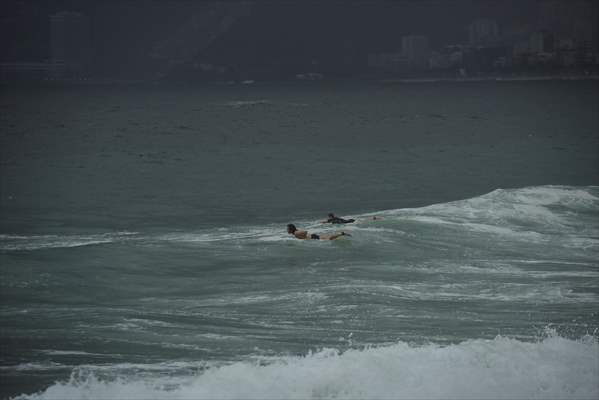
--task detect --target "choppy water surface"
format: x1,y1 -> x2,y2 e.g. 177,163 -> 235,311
1,82 -> 598,399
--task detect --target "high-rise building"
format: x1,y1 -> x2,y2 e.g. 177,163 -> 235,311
468,19 -> 499,45
401,35 -> 429,68
50,11 -> 91,77
529,31 -> 554,53
367,52 -> 408,72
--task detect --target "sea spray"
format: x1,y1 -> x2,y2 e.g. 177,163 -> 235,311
14,335 -> 599,400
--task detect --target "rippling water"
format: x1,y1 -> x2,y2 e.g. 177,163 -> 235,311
1,81 -> 598,399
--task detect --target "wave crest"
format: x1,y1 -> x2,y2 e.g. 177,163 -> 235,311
14,335 -> 599,400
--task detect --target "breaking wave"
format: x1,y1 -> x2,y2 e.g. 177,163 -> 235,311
13,334 -> 599,400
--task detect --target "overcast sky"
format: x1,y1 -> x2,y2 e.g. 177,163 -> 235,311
1,1 -> 597,77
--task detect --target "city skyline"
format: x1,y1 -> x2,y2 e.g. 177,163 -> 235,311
1,0 -> 598,80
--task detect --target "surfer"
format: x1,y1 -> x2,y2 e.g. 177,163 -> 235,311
321,213 -> 355,224
321,213 -> 380,224
287,224 -> 350,240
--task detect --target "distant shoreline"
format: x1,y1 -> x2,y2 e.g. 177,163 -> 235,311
2,74 -> 598,87
379,74 -> 599,84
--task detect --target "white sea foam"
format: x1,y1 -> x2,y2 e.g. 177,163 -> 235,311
222,100 -> 271,108
13,335 -> 599,400
392,186 -> 598,222
0,362 -> 67,372
3,361 -> 207,374
352,186 -> 599,251
183,291 -> 328,308
39,350 -> 110,357
508,186 -> 599,207
220,100 -> 308,108
0,232 -> 139,251
324,280 -> 592,304
157,226 -> 285,244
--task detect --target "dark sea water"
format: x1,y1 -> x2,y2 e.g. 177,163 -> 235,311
1,80 -> 598,399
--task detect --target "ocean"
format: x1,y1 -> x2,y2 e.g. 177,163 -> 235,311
1,80 -> 598,399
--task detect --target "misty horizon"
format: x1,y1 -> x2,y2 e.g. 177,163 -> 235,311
2,0 -> 598,80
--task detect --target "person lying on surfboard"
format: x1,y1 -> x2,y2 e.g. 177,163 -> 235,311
321,213 -> 355,224
321,213 -> 381,224
287,224 -> 351,240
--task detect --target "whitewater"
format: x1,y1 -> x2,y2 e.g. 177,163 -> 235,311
2,185 -> 598,399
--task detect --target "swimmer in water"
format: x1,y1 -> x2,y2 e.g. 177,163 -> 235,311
287,224 -> 350,240
321,213 -> 381,224
321,213 -> 355,224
